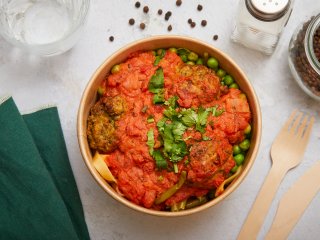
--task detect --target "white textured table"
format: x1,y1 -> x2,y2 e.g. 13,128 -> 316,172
1,1 -> 320,239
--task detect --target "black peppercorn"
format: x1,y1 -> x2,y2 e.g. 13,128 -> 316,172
129,18 -> 135,25
158,9 -> 163,15
213,35 -> 218,41
197,4 -> 203,11
188,18 -> 192,24
140,23 -> 146,30
109,36 -> 114,42
135,1 -> 140,8
168,25 -> 172,31
165,11 -> 172,21
201,20 -> 207,27
176,0 -> 182,6
190,22 -> 196,28
143,6 -> 149,13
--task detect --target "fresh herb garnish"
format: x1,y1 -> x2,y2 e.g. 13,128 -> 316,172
154,49 -> 166,66
148,68 -> 164,93
177,48 -> 190,56
153,150 -> 168,169
147,94 -> 225,173
149,68 -> 165,104
153,90 -> 165,104
147,129 -> 155,155
195,107 -> 210,133
147,116 -> 155,123
159,121 -> 188,173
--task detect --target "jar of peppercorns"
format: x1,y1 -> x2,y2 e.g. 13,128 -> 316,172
288,13 -> 320,100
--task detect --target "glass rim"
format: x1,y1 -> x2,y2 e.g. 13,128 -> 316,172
0,0 -> 90,49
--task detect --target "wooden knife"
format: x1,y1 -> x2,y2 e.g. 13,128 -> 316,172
265,161 -> 320,240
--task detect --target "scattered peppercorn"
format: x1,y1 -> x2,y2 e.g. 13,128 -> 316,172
168,25 -> 172,31
165,11 -> 172,21
213,35 -> 219,41
197,4 -> 203,11
201,20 -> 207,27
158,9 -> 163,15
129,18 -> 135,25
190,22 -> 196,28
188,18 -> 192,24
143,6 -> 149,13
109,36 -> 114,42
176,0 -> 182,6
135,1 -> 140,8
140,23 -> 146,30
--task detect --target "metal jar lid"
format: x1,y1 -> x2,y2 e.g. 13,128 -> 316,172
246,0 -> 291,21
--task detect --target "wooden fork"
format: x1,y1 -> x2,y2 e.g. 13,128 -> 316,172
237,110 -> 315,240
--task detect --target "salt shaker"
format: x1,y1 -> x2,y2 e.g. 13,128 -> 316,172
231,0 -> 293,55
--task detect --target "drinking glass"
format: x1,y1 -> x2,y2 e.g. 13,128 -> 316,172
0,0 -> 90,56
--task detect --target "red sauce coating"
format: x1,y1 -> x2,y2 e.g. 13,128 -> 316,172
90,50 -> 252,209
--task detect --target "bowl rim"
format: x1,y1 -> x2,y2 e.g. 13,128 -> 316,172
77,35 -> 262,217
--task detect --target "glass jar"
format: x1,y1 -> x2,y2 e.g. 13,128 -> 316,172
231,0 -> 293,55
288,13 -> 320,101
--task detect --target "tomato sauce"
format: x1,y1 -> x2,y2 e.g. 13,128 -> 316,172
90,50 -> 252,210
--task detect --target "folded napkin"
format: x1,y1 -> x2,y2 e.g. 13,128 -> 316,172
0,97 -> 90,240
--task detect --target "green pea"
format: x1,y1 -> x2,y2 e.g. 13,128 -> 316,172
234,153 -> 245,166
180,55 -> 188,62
188,52 -> 198,61
223,75 -> 234,86
229,83 -> 239,89
207,57 -> 219,70
231,165 -> 238,174
196,58 -> 204,65
111,64 -> 120,74
186,61 -> 195,65
239,139 -> 250,151
233,145 -> 242,155
217,69 -> 226,78
244,124 -> 251,135
168,47 -> 177,53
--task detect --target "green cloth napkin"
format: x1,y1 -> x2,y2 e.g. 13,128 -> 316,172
0,97 -> 90,240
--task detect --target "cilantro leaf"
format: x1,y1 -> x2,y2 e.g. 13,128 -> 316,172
197,107 -> 210,126
165,96 -> 179,108
177,48 -> 190,56
157,117 -> 168,133
147,129 -> 155,155
154,49 -> 166,66
196,107 -> 210,133
148,68 -> 164,93
181,109 -> 197,127
172,121 -> 187,141
153,91 -> 165,104
215,109 -> 225,116
153,150 -> 167,169
161,122 -> 188,163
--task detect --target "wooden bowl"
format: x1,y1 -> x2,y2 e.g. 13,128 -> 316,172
77,35 -> 262,217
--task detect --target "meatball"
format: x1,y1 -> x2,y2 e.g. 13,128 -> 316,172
102,95 -> 126,117
87,101 -> 118,153
176,64 -> 221,108
187,137 -> 235,189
